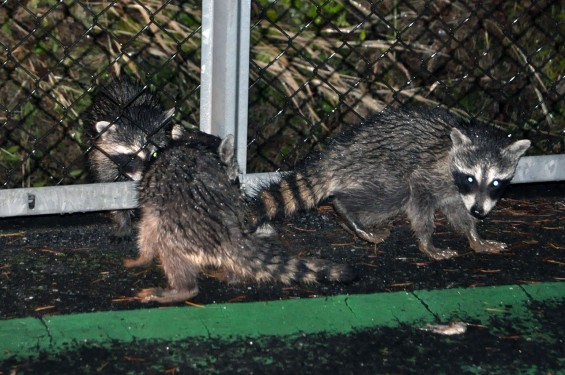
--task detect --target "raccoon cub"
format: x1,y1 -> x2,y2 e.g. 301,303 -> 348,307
85,79 -> 179,239
250,107 -> 530,260
124,133 -> 353,303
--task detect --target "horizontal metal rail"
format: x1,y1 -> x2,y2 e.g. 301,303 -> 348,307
0,155 -> 562,218
0,182 -> 138,217
509,154 -> 565,184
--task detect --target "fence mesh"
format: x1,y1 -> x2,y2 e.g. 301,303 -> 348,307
1,0 -> 563,188
247,0 -> 564,172
0,0 -> 201,188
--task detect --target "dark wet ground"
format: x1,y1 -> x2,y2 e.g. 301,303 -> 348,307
0,183 -> 563,319
0,182 -> 563,373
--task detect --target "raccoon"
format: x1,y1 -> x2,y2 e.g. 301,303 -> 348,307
85,79 -> 179,239
250,106 -> 531,260
124,133 -> 353,303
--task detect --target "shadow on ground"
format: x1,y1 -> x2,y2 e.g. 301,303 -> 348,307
2,298 -> 564,374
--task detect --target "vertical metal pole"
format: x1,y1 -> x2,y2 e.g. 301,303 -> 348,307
200,0 -> 251,175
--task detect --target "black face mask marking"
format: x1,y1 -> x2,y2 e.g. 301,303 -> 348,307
110,153 -> 146,178
452,171 -> 477,195
487,178 -> 510,201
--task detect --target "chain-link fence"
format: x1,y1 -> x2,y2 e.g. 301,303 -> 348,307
247,0 -> 564,172
1,0 -> 564,190
0,0 -> 201,189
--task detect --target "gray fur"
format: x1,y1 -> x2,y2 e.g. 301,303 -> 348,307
85,79 -> 180,239
124,133 -> 353,303
250,107 -> 530,260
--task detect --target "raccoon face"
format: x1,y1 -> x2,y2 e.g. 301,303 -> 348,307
105,144 -> 157,181
94,120 -> 164,181
451,166 -> 512,218
450,128 -> 530,219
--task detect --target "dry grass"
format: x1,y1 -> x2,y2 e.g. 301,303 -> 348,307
247,0 -> 564,171
0,0 -> 201,187
0,0 -> 563,185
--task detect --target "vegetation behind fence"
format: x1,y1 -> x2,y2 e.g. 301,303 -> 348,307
1,0 -> 563,187
247,0 -> 564,171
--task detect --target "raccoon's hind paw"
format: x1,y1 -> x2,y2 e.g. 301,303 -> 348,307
470,239 -> 507,254
136,287 -> 199,304
339,223 -> 390,245
418,243 -> 459,260
252,223 -> 278,238
109,211 -> 134,242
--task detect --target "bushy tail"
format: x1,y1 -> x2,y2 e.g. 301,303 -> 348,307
249,171 -> 332,226
241,236 -> 354,285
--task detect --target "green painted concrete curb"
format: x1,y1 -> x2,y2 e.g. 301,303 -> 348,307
1,282 -> 563,360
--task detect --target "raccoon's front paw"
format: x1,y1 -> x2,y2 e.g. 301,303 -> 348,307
136,287 -> 199,304
123,257 -> 151,268
470,239 -> 507,254
358,228 -> 391,245
418,243 -> 459,260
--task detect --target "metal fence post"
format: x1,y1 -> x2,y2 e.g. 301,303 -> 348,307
200,0 -> 251,175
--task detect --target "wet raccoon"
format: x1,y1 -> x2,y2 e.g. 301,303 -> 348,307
85,79 -> 180,239
250,107 -> 530,260
124,133 -> 353,303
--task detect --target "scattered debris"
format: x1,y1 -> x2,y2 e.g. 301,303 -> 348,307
419,322 -> 468,335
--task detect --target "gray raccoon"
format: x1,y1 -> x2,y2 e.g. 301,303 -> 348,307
250,107 -> 530,260
124,133 -> 353,303
85,79 -> 180,238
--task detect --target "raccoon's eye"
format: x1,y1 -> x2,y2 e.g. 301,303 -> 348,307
488,178 -> 511,201
151,151 -> 158,159
489,179 -> 509,192
452,172 -> 476,195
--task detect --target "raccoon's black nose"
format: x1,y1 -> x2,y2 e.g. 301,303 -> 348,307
471,206 -> 485,219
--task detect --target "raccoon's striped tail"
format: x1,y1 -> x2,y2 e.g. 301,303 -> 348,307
249,171 -> 331,226
244,237 -> 355,285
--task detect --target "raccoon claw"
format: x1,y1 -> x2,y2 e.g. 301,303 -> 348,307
136,287 -> 199,304
418,244 -> 458,260
470,239 -> 507,254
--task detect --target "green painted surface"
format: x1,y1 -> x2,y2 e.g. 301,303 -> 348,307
1,282 -> 564,361
414,284 -> 526,320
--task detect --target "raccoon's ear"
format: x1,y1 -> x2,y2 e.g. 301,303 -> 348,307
503,139 -> 531,160
94,121 -> 115,136
171,124 -> 185,140
218,134 -> 235,165
450,128 -> 472,148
